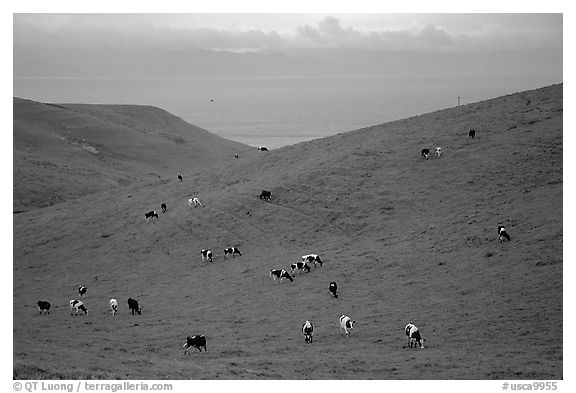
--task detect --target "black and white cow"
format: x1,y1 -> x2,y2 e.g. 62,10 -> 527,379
178,174 -> 183,182
37,300 -> 51,314
78,285 -> 87,297
258,147 -> 269,152
339,315 -> 356,336
405,322 -> 425,348
269,269 -> 293,283
290,261 -> 311,275
109,298 -> 118,315
469,129 -> 476,139
145,210 -> 159,223
302,254 -> 323,267
127,298 -> 142,315
302,320 -> 314,343
498,225 -> 511,243
329,282 -> 338,298
224,246 -> 242,258
259,190 -> 272,201
435,147 -> 442,158
234,154 -> 239,159
161,203 -> 167,213
421,148 -> 430,160
201,249 -> 213,262
183,335 -> 207,353
188,197 -> 202,208
69,300 -> 87,315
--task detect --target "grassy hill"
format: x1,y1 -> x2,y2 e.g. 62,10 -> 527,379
13,84 -> 562,379
13,98 -> 256,212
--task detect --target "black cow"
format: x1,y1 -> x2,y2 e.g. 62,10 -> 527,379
183,335 -> 207,353
290,261 -> 311,274
302,321 -> 314,343
234,154 -> 239,159
269,269 -> 293,283
329,282 -> 338,298
78,285 -> 87,297
224,246 -> 242,257
37,300 -> 51,314
161,203 -> 167,213
128,298 -> 142,315
469,129 -> 476,139
145,210 -> 159,223
178,174 -> 183,182
258,147 -> 269,152
259,190 -> 272,201
498,225 -> 511,243
421,149 -> 430,160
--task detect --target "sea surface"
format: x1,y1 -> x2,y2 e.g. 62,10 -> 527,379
13,74 -> 562,149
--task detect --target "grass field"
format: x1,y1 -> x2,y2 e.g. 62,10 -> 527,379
13,84 -> 562,379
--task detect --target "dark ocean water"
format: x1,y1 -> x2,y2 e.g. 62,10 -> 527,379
13,74 -> 561,149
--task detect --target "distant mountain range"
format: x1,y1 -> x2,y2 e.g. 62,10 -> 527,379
14,46 -> 562,77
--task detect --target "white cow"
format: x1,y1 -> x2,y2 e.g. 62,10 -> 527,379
339,315 -> 356,336
435,147 -> 442,158
188,197 -> 202,208
109,298 -> 118,315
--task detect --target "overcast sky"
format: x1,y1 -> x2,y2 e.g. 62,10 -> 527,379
14,13 -> 562,53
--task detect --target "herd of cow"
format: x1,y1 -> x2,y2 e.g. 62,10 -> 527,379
36,130 -> 515,358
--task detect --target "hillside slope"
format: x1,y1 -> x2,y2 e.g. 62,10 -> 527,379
13,98 -> 256,212
13,84 -> 562,379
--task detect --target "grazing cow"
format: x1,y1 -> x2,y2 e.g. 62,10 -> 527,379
269,269 -> 294,283
421,149 -> 430,160
468,129 -> 476,139
69,300 -> 87,315
339,315 -> 356,336
109,298 -> 118,315
302,320 -> 314,343
188,197 -> 202,208
201,249 -> 213,263
435,147 -> 442,158
78,285 -> 87,297
302,254 -> 323,267
258,147 -> 269,152
178,174 -> 183,182
405,322 -> 425,348
259,190 -> 272,201
183,335 -> 207,354
127,298 -> 142,315
144,210 -> 159,223
234,154 -> 239,159
224,246 -> 242,257
329,282 -> 338,298
37,300 -> 51,314
498,225 -> 511,243
290,261 -> 311,275
161,203 -> 167,213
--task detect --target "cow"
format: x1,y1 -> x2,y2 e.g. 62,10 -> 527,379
145,210 -> 159,223
421,149 -> 430,160
259,190 -> 272,201
302,254 -> 323,267
201,249 -> 213,263
183,335 -> 207,354
468,129 -> 476,139
127,298 -> 142,315
290,261 -> 311,275
302,320 -> 314,343
78,285 -> 87,297
161,203 -> 167,213
435,147 -> 442,158
269,269 -> 294,283
498,225 -> 511,243
339,315 -> 356,336
234,154 -> 239,159
329,282 -> 338,298
109,298 -> 118,315
178,174 -> 183,182
405,322 -> 425,348
37,300 -> 51,314
258,147 -> 269,152
69,300 -> 87,315
188,197 -> 202,208
224,246 -> 242,258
